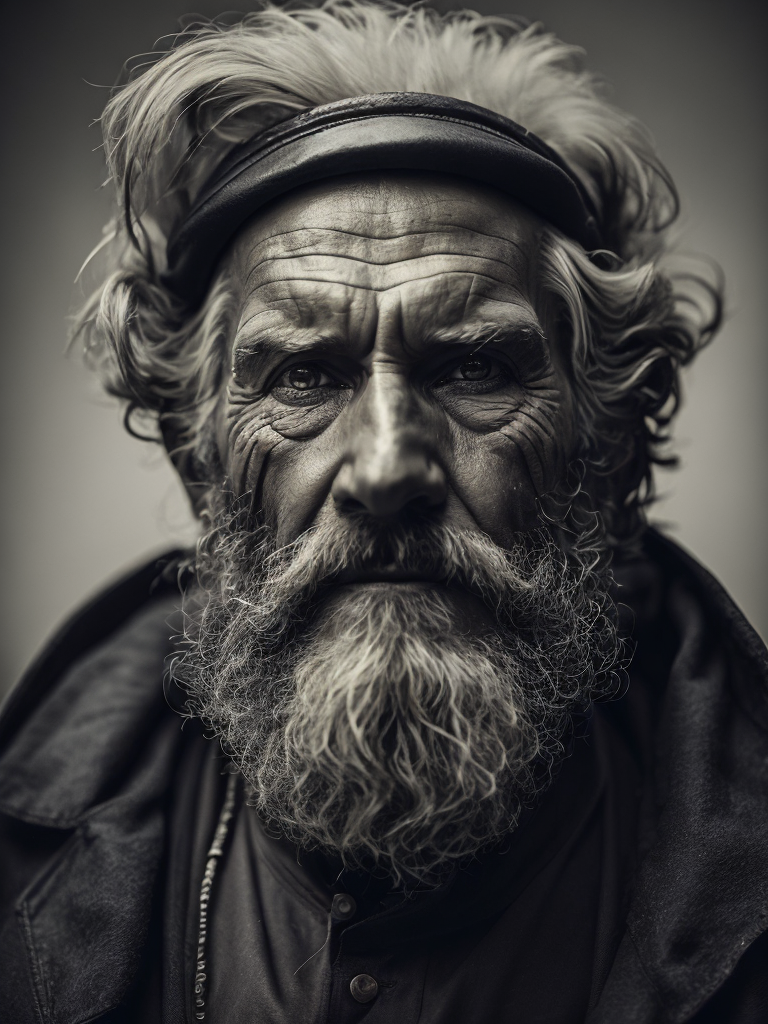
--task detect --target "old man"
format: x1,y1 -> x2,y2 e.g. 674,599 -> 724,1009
1,3 -> 767,1022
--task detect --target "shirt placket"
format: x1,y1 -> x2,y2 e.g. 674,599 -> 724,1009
321,890 -> 426,1023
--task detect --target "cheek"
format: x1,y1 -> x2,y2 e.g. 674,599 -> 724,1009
224,405 -> 276,499
260,443 -> 340,541
497,387 -> 573,493
449,430 -> 540,539
445,383 -> 574,540
224,395 -> 345,537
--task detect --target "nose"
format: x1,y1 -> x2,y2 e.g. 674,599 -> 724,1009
331,372 -> 447,518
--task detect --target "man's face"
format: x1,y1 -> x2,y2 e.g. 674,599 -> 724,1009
223,173 -> 576,552
180,175 -> 615,886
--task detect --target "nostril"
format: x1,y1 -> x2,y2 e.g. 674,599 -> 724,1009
410,490 -> 444,513
337,494 -> 368,514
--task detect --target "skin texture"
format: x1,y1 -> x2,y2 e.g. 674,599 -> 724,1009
219,173 -> 576,555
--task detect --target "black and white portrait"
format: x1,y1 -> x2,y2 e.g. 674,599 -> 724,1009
1,2 -> 766,1022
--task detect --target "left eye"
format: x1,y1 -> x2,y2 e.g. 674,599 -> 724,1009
443,355 -> 497,382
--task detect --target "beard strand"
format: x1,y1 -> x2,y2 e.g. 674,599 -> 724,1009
174,500 -> 622,887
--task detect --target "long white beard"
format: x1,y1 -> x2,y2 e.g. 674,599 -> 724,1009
176,506 -> 621,886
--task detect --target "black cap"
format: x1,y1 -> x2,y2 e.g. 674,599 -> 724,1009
163,92 -> 603,306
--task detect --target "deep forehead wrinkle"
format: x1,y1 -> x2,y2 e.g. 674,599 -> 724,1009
242,261 -> 527,297
231,172 -> 542,272
239,222 -> 530,293
241,222 -> 530,267
236,269 -> 535,338
229,175 -> 546,365
242,247 -> 527,291
234,270 -> 536,363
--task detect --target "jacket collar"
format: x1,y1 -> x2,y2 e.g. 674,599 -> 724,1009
0,595 -> 182,827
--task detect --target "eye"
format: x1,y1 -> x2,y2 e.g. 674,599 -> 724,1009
437,354 -> 503,384
268,361 -> 353,406
275,364 -> 333,391
452,356 -> 493,381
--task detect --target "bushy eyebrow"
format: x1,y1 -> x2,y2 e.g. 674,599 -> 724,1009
233,329 -> 342,366
427,316 -> 546,351
406,310 -> 549,372
231,305 -> 548,378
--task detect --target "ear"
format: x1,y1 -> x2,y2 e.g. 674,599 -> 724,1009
159,410 -> 225,518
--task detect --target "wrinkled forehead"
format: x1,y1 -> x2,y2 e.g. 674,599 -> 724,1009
228,172 -> 543,324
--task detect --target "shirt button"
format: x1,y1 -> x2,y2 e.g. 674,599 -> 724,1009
349,974 -> 378,1003
331,893 -> 357,920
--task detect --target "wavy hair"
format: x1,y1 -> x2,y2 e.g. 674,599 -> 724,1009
75,0 -> 721,548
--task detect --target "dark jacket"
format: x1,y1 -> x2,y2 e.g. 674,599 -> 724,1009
1,530 -> 767,1023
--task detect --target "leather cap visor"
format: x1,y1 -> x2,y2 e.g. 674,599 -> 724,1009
163,92 -> 603,306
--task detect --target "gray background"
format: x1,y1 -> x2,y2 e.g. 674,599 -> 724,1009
1,0 -> 766,697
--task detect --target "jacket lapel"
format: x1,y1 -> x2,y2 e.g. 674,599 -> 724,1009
1,588 -> 185,1023
17,727 -> 177,1024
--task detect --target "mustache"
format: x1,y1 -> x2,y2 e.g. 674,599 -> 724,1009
224,511 -> 547,621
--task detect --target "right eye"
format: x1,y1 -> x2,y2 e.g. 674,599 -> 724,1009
269,362 -> 352,406
276,365 -> 331,391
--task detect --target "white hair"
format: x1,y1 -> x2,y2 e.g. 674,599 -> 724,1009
99,0 -> 672,249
